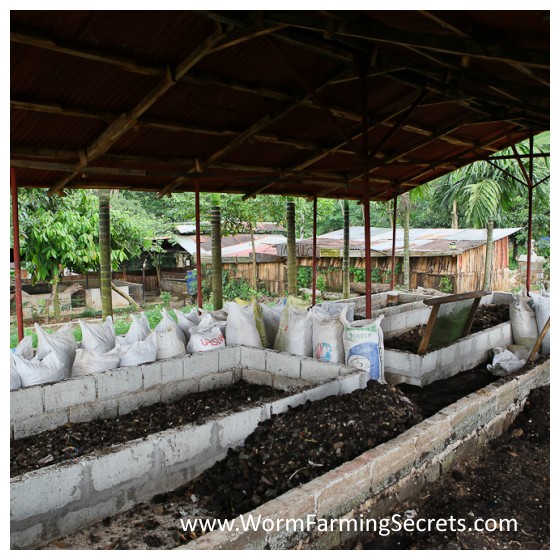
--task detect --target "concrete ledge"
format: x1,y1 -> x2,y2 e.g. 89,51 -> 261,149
10,360 -> 366,548
184,359 -> 549,550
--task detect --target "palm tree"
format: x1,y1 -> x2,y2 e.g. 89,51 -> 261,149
431,133 -> 549,229
98,189 -> 113,319
342,199 -> 350,298
210,193 -> 223,309
286,197 -> 297,295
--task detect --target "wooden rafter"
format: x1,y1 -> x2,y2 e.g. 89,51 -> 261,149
46,27 -> 226,195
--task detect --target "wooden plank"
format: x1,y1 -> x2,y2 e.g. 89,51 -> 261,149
417,303 -> 441,355
528,318 -> 550,362
461,296 -> 482,337
423,289 -> 490,307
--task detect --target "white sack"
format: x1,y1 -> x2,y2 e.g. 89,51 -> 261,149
155,308 -> 187,347
156,330 -> 186,360
117,332 -> 158,367
342,315 -> 385,383
187,324 -> 225,352
35,322 -> 77,369
285,306 -> 313,357
175,308 -> 200,341
530,288 -> 550,356
509,291 -> 539,349
198,311 -> 227,336
15,350 -> 68,388
316,301 -> 355,322
274,296 -> 309,352
79,315 -> 115,353
72,346 -> 121,376
260,301 -> 283,348
487,347 -> 526,377
224,301 -> 262,348
312,306 -> 345,363
118,313 -> 151,345
10,336 -> 35,391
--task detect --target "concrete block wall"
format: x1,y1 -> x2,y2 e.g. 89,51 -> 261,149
184,360 -> 549,550
385,322 -> 513,386
10,365 -> 367,548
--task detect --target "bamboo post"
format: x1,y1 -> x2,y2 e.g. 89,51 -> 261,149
528,318 -> 550,362
11,168 -> 24,342
483,220 -> 494,290
312,195 -> 318,305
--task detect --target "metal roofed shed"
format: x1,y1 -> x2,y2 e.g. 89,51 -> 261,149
279,227 -> 521,294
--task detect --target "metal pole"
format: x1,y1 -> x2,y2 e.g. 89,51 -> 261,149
312,195 -> 317,306
391,196 -> 398,290
11,168 -> 24,342
195,182 -> 203,310
526,135 -> 534,293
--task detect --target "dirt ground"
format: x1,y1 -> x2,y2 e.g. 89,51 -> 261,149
385,303 -> 510,353
11,380 -> 289,478
340,385 -> 550,550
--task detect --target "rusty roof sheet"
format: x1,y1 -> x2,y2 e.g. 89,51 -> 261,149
10,10 -> 549,200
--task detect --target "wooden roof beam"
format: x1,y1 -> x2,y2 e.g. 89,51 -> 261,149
259,11 -> 549,69
46,27 -> 226,195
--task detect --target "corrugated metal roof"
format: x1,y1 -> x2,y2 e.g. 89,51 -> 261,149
10,11 -> 549,200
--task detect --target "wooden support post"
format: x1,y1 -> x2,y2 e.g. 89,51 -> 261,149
11,168 -> 24,342
195,183 -> 203,311
391,196 -> 398,290
461,297 -> 483,337
417,304 -> 441,355
312,195 -> 318,306
528,317 -> 550,362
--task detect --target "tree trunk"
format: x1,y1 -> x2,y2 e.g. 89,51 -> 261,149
483,219 -> 494,290
451,198 -> 459,229
402,192 -> 411,289
98,190 -> 113,319
211,193 -> 223,309
286,197 -> 297,295
250,224 -> 258,290
342,200 -> 350,298
52,270 -> 60,320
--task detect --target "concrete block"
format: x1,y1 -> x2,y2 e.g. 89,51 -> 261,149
241,369 -> 273,386
302,379 -> 341,403
10,385 -> 43,423
218,346 -> 241,371
217,406 -> 265,448
517,362 -> 550,398
11,462 -> 83,519
160,357 -> 184,384
198,371 -> 234,392
338,371 -> 367,393
96,367 -> 142,399
10,522 -> 44,549
384,349 -> 412,376
409,414 -> 451,464
239,346 -> 266,371
56,497 -> 118,540
271,374 -> 310,391
90,440 -> 155,492
13,409 -> 69,439
68,398 -> 118,424
161,378 -> 198,402
186,351 -> 219,379
474,331 -> 491,354
300,358 -> 341,382
446,393 -> 481,439
268,392 -> 310,416
420,351 -> 437,375
118,387 -> 161,415
141,361 -> 162,389
456,336 -> 474,358
265,350 -> 302,378
157,422 -> 215,468
43,376 -> 96,412
316,456 -> 372,519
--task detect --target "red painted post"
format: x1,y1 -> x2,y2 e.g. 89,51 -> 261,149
312,195 -> 317,306
195,183 -> 203,311
11,168 -> 24,342
391,196 -> 398,290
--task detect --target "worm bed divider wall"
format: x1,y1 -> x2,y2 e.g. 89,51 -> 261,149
10,346 -> 367,549
183,360 -> 550,550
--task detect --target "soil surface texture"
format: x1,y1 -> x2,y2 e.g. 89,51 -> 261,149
340,384 -> 550,550
42,381 -> 423,550
11,380 -> 288,478
385,303 -> 510,353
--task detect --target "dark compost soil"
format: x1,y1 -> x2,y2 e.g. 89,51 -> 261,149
40,359 -> 547,550
10,380 -> 289,478
385,303 -> 510,354
340,384 -> 550,550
